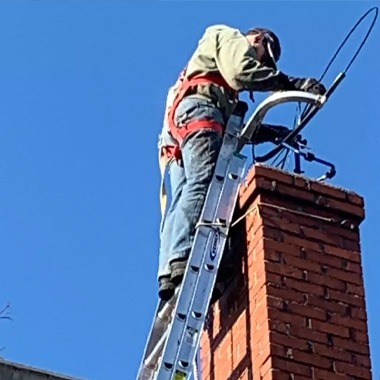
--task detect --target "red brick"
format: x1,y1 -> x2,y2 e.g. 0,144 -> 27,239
329,314 -> 368,331
254,165 -> 295,185
262,226 -> 285,242
268,308 -> 306,326
309,181 -> 347,201
344,260 -> 363,274
301,226 -> 343,247
254,177 -> 279,193
306,250 -> 346,270
251,337 -> 271,363
306,294 -> 348,315
280,209 -> 324,230
266,286 -> 306,304
288,349 -> 331,369
351,307 -> 367,320
343,238 -> 361,252
289,325 -> 328,344
265,261 -> 304,280
245,214 -> 262,236
249,248 -> 281,268
247,226 -> 266,253
239,181 -> 259,208
311,319 -> 350,338
251,322 -> 271,346
325,267 -> 363,285
275,182 -> 316,203
314,342 -> 351,362
356,331 -> 370,344
323,224 -> 360,242
265,272 -> 283,287
328,289 -> 365,307
307,272 -> 346,291
284,278 -> 325,297
248,261 -> 266,291
249,292 -> 269,323
335,360 -> 371,379
271,357 -> 311,377
283,234 -> 322,251
279,254 -> 322,273
347,192 -> 364,206
323,244 -> 361,263
263,238 -> 303,256
269,320 -> 291,335
355,353 -> 372,368
313,368 -> 351,380
267,296 -> 285,310
287,302 -> 326,321
248,276 -> 265,307
271,345 -> 332,370
262,217 -> 302,236
334,337 -> 370,355
322,197 -> 365,219
269,331 -> 308,351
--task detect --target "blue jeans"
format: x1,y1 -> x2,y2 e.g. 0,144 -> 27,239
158,97 -> 224,279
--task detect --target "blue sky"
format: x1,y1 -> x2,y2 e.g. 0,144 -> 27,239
0,1 -> 379,379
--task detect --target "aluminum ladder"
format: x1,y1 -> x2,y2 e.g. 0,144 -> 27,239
137,91 -> 326,380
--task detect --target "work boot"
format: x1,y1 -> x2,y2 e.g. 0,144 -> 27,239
170,259 -> 188,286
158,276 -> 175,301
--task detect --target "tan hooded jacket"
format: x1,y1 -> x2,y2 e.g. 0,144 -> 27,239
183,24 -> 290,118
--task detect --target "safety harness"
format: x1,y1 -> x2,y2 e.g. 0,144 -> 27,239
167,73 -> 238,146
159,70 -> 239,229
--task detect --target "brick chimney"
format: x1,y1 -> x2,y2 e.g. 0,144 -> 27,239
200,164 -> 371,380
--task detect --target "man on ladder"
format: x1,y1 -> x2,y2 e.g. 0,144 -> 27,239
158,24 -> 326,301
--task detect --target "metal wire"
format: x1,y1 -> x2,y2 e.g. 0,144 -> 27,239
250,7 -> 378,171
279,149 -> 290,170
271,146 -> 286,166
320,6 -> 378,81
300,6 -> 378,120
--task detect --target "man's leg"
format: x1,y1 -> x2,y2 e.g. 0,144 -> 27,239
168,130 -> 222,284
158,160 -> 186,299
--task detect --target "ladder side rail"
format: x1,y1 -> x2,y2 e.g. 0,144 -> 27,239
155,105 -> 248,380
153,164 -> 231,376
137,110 -> 244,380
172,154 -> 247,377
137,300 -> 169,380
137,291 -> 181,379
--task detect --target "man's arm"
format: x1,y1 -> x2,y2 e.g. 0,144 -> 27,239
214,28 -> 325,95
214,32 -> 289,92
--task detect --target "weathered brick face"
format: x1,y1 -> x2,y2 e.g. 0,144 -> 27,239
200,164 -> 371,380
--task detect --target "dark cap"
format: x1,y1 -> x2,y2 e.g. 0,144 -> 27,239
246,27 -> 281,69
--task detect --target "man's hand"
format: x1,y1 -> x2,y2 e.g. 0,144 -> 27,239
291,77 -> 327,95
250,124 -> 308,148
251,124 -> 291,145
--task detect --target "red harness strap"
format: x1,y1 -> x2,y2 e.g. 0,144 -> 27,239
167,73 -> 238,147
162,145 -> 182,162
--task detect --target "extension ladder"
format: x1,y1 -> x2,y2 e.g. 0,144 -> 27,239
137,91 -> 326,380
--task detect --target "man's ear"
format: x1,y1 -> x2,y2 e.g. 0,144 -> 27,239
254,33 -> 264,44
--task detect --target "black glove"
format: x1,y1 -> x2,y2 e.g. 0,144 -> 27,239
289,77 -> 327,95
251,124 -> 291,145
